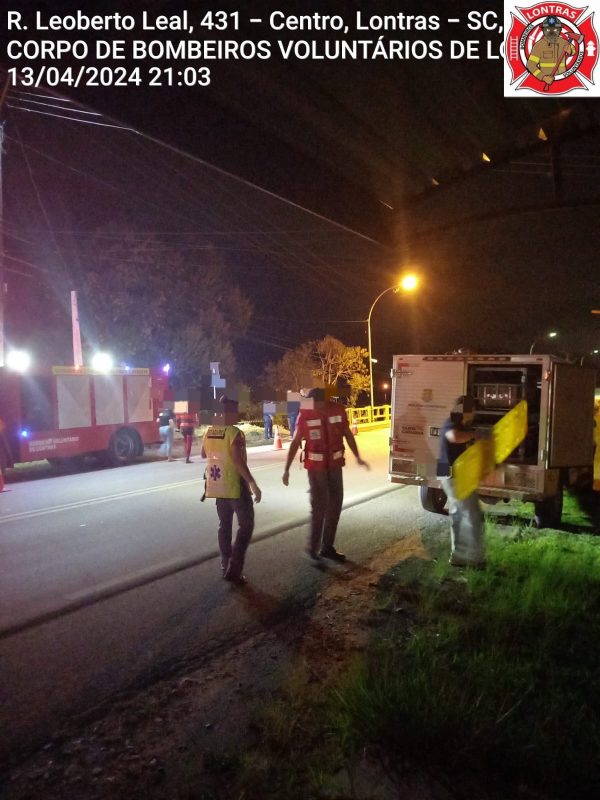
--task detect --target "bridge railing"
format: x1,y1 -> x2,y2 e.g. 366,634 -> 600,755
347,405 -> 391,426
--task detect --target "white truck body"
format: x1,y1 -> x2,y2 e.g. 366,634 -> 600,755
388,354 -> 596,524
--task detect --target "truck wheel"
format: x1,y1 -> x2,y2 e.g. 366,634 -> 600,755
419,486 -> 447,513
108,428 -> 140,466
534,491 -> 563,529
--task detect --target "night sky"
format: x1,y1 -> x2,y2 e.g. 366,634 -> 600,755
2,0 -> 600,388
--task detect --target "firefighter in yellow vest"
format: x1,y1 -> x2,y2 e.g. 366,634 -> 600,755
201,397 -> 261,584
527,16 -> 575,87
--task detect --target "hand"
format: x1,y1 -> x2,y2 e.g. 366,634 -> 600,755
357,458 -> 370,470
250,480 -> 262,503
282,469 -> 290,486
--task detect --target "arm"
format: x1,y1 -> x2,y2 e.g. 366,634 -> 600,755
230,433 -> 261,503
282,430 -> 302,485
344,429 -> 369,469
445,426 -> 478,445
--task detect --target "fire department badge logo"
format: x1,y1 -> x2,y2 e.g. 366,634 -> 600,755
504,2 -> 599,95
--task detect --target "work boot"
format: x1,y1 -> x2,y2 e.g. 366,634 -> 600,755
319,547 -> 346,562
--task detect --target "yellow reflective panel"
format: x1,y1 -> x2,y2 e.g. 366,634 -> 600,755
492,400 -> 528,463
453,439 -> 495,501
452,400 -> 528,501
593,395 -> 600,491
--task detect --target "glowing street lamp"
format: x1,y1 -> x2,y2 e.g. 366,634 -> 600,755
529,331 -> 558,355
367,273 -> 420,408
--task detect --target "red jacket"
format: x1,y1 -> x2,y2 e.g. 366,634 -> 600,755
178,412 -> 196,432
296,402 -> 349,471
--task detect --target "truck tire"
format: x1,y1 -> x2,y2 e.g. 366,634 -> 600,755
534,491 -> 563,529
108,428 -> 140,466
419,486 -> 447,513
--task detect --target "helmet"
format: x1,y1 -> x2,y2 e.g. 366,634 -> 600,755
542,15 -> 562,33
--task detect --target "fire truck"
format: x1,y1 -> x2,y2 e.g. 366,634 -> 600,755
388,354 -> 597,528
0,365 -> 169,469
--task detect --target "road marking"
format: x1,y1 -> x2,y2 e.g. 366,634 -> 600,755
0,463 -> 278,524
0,484 -> 405,640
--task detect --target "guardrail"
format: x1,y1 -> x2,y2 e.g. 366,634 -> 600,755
348,405 -> 391,425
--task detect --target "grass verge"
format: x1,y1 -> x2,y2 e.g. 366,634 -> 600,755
328,526 -> 600,799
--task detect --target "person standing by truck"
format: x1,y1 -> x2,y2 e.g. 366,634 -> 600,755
437,396 -> 486,568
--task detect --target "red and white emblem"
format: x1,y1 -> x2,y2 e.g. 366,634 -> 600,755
504,2 -> 599,95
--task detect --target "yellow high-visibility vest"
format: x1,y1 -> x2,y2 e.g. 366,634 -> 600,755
203,425 -> 242,499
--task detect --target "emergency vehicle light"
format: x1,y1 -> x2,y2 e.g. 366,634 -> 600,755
91,352 -> 114,373
20,429 -> 30,438
6,349 -> 31,372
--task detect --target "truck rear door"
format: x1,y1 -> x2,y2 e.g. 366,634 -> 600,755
549,363 -> 595,468
390,356 -> 465,478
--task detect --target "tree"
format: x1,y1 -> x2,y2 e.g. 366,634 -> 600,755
261,336 -> 369,405
78,235 -> 252,387
261,343 -> 314,393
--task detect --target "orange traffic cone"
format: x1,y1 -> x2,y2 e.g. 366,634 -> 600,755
273,425 -> 283,450
351,417 -> 358,436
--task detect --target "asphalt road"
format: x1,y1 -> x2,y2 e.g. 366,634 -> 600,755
0,429 -> 433,765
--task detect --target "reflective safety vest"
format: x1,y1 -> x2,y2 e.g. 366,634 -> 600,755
297,403 -> 348,471
179,412 -> 196,432
202,425 -> 243,499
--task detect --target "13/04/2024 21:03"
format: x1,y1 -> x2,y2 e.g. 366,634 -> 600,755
7,65 -> 212,88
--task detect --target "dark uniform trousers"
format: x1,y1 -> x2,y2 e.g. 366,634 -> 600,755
307,467 -> 344,553
216,481 -> 255,574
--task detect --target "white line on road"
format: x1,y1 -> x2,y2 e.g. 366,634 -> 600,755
0,464 -> 277,524
0,484 -> 405,640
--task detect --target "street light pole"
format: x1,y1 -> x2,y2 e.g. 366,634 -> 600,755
367,286 -> 398,408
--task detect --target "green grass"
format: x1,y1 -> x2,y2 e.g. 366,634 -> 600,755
328,528 -> 600,798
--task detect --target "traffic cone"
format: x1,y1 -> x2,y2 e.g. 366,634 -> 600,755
352,417 -> 358,436
273,425 -> 283,450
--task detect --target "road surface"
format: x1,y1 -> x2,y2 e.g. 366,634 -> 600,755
0,429 -> 434,765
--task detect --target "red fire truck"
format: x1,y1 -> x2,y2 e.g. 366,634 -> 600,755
0,365 -> 170,469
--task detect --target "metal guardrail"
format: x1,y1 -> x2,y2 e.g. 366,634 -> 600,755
348,405 -> 391,425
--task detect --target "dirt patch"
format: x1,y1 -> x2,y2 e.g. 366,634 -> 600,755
1,533 -> 433,800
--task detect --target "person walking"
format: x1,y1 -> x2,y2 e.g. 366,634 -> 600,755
437,395 -> 486,568
157,405 -> 176,461
282,388 -> 369,562
178,408 -> 197,463
201,397 -> 262,584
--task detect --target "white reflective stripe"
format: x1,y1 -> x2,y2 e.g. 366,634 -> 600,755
306,419 -> 321,427
328,415 -> 342,423
307,452 -> 325,461
332,450 -> 344,459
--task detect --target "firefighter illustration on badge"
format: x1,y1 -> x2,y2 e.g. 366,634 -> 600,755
504,3 -> 599,95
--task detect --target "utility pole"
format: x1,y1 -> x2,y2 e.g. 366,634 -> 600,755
0,78 -> 9,367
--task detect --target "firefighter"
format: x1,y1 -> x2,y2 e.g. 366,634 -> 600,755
201,397 -> 261,584
282,388 -> 369,562
527,16 -> 575,87
178,408 -> 197,463
437,396 -> 486,568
